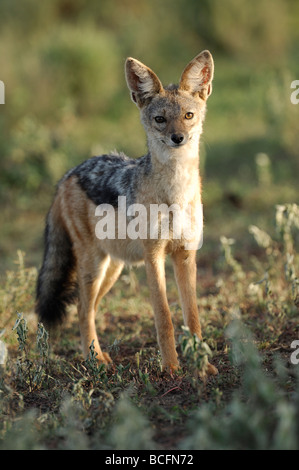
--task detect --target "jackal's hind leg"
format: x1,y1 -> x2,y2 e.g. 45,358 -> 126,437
77,253 -> 112,363
93,258 -> 124,364
94,259 -> 124,311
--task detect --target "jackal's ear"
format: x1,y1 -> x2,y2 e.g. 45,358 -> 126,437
179,50 -> 214,100
125,58 -> 163,106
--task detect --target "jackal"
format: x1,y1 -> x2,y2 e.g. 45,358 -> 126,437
36,50 -> 218,375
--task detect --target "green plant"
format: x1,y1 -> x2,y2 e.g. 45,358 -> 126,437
12,313 -> 51,391
109,393 -> 155,450
220,236 -> 245,282
179,326 -> 213,379
181,320 -> 299,450
12,312 -> 34,391
84,340 -> 109,388
276,203 -> 299,254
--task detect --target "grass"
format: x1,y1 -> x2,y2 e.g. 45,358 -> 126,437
0,0 -> 299,449
0,203 -> 298,450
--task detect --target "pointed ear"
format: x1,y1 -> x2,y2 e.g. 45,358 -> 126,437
125,58 -> 163,107
179,50 -> 214,100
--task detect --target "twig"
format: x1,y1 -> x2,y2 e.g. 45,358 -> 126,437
161,386 -> 182,397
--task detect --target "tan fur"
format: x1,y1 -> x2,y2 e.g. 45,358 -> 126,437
37,51 -> 218,376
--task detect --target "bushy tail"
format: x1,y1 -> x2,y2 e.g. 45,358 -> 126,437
36,210 -> 78,327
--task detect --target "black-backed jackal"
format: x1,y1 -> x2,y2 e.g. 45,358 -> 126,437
36,51 -> 218,375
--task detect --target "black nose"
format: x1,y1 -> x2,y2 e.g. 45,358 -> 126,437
171,133 -> 184,145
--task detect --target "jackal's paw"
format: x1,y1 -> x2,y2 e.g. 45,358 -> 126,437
102,352 -> 113,365
96,352 -> 112,365
206,362 -> 218,376
162,362 -> 180,375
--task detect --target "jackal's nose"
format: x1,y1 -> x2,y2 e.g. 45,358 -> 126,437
171,133 -> 184,145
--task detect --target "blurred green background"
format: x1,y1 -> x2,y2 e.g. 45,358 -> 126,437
0,0 -> 298,272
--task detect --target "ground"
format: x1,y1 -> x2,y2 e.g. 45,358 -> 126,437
1,204 -> 298,449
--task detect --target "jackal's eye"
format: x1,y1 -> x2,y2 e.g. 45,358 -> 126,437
185,112 -> 194,120
154,116 -> 166,123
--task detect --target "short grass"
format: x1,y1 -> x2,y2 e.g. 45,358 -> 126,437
0,203 -> 298,450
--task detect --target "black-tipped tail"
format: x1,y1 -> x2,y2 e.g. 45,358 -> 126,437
36,213 -> 78,328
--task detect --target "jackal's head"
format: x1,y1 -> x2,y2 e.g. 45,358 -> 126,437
125,51 -> 214,162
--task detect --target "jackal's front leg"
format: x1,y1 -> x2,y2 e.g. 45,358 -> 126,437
144,250 -> 179,372
172,249 -> 218,375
